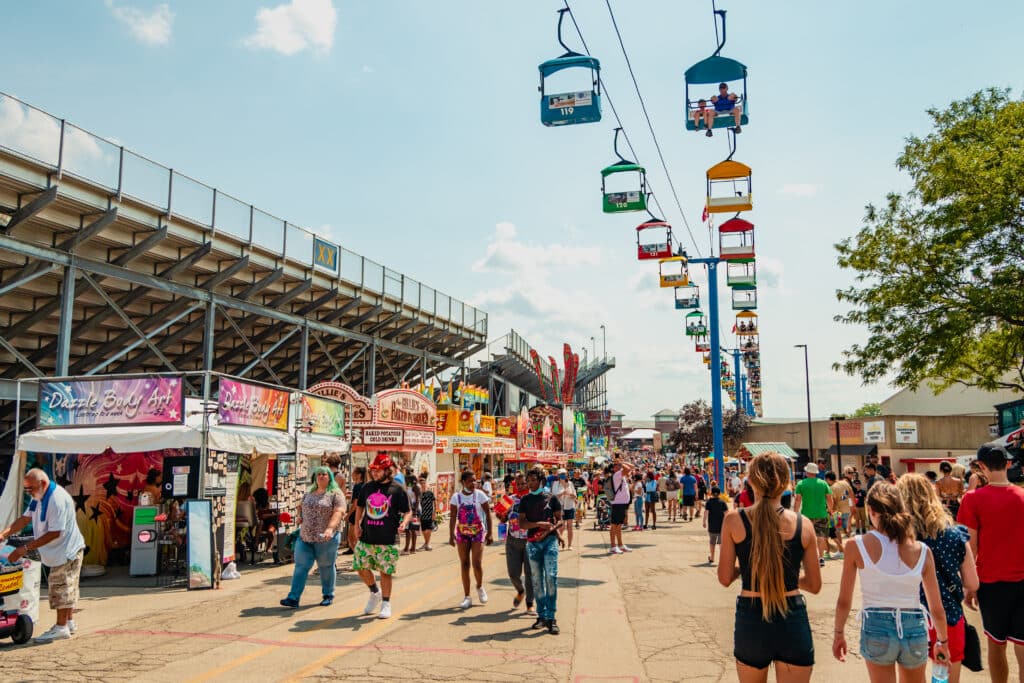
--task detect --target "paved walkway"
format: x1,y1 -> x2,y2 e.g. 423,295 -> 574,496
0,512 -> 1005,681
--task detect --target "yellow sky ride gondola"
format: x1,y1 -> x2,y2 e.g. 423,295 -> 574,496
659,256 -> 689,287
706,160 -> 752,214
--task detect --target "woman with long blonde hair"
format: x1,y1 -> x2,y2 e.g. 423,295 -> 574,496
718,452 -> 822,683
897,474 -> 978,683
833,482 -> 951,682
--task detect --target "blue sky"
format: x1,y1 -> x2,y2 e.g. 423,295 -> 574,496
2,0 -> 1023,420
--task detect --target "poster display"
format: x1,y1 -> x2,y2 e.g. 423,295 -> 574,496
895,421 -> 919,444
185,500 -> 214,590
37,375 -> 184,429
300,394 -> 346,436
308,382 -> 374,423
862,420 -> 886,444
434,472 -> 454,515
218,378 -> 290,431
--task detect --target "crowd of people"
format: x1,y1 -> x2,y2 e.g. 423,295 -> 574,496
272,442 -> 1024,680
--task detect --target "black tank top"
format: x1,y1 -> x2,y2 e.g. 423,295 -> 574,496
736,508 -> 804,592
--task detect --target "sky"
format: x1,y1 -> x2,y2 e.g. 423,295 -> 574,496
2,0 -> 1023,421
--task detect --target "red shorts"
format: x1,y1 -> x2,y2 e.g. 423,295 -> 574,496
928,615 -> 965,663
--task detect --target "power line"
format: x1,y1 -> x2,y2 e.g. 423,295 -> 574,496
601,0 -> 703,260
562,0 -> 703,258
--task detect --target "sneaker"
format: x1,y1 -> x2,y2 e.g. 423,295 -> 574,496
734,125 -> 741,134
620,545 -> 632,552
364,591 -> 382,615
34,624 -> 71,643
705,129 -> 713,138
833,552 -> 844,560
67,620 -> 77,634
819,558 -> 826,568
320,596 -> 333,607
609,546 -> 622,555
525,607 -> 537,617
477,587 -> 489,604
548,619 -> 560,635
531,617 -> 547,630
459,596 -> 472,609
513,592 -> 525,608
280,597 -> 299,609
422,544 -> 433,551
341,549 -> 355,555
378,601 -> 392,619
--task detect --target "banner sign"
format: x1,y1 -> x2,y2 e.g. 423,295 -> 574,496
479,415 -> 495,435
313,237 -> 339,275
496,417 -> 514,438
895,420 -> 919,444
362,428 -> 404,446
37,375 -> 185,429
308,382 -> 373,423
835,419 -> 864,446
375,389 -> 436,429
404,429 -> 436,446
863,420 -> 886,444
300,394 -> 346,436
218,378 -> 290,431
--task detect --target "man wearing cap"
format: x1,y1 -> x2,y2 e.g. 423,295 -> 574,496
354,454 -> 411,619
794,462 -> 834,568
707,82 -> 742,137
957,444 -> 1024,680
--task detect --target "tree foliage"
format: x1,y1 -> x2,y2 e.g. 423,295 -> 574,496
835,88 -> 1024,394
851,402 -> 882,417
668,400 -> 751,457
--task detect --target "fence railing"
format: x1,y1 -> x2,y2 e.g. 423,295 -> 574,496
0,92 -> 487,337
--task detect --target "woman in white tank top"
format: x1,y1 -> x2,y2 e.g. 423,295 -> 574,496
832,482 -> 950,682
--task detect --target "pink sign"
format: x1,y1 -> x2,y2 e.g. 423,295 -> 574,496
218,378 -> 290,431
37,376 -> 184,429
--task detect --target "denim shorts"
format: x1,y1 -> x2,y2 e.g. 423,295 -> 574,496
860,608 -> 929,669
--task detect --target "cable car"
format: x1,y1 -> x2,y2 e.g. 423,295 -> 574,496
732,288 -> 758,311
719,218 -> 755,260
685,310 -> 707,336
684,9 -> 748,133
735,310 -> 758,336
674,283 -> 700,310
706,160 -> 752,214
602,128 -> 647,213
740,336 -> 760,353
694,335 -> 710,353
658,256 -> 689,287
702,352 -> 711,365
539,9 -> 601,127
636,219 -> 673,260
726,258 -> 756,288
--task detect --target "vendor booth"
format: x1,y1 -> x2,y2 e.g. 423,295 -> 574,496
6,373 -> 349,587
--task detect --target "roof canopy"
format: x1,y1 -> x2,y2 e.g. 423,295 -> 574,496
685,55 -> 748,84
825,444 -> 878,457
602,162 -> 644,176
738,442 -> 799,460
719,218 -> 755,234
707,160 -> 752,180
620,428 -> 659,440
539,54 -> 600,76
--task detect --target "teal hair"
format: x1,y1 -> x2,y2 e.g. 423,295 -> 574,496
309,466 -> 341,494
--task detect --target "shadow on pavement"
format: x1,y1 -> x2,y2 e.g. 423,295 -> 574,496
290,614 -> 369,633
238,605 -> 307,619
558,577 -> 606,588
463,626 -> 549,643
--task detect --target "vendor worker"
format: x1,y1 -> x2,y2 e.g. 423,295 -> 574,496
0,468 -> 86,643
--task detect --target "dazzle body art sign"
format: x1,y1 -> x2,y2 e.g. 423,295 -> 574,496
218,378 -> 290,431
308,382 -> 373,423
37,376 -> 184,429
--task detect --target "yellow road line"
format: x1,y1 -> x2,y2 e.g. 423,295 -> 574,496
282,554 -> 503,682
186,559 -> 446,683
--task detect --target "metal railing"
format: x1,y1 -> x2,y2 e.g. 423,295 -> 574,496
0,92 -> 487,337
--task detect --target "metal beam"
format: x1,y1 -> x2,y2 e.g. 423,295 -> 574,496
234,325 -> 300,382
113,227 -> 168,266
61,208 -> 117,251
198,256 -> 250,290
266,279 -> 312,308
381,318 -> 420,341
364,311 -> 401,335
235,267 -> 284,300
55,265 -> 75,375
298,324 -> 309,390
0,262 -> 57,296
86,303 -> 203,376
2,186 -> 58,234
114,315 -> 205,374
0,234 -> 472,366
348,304 -> 384,330
321,297 -> 362,324
0,334 -> 44,377
367,341 -> 377,395
378,347 -> 401,387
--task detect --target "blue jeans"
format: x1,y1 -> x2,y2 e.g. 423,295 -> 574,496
633,497 -> 643,526
526,535 -> 558,621
859,608 -> 929,669
287,533 -> 341,603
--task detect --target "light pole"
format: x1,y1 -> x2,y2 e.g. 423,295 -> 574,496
600,324 -> 606,360
794,344 -> 814,466
591,336 -> 596,359
830,414 -> 847,474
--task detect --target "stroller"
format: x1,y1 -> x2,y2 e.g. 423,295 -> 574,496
592,494 -> 611,531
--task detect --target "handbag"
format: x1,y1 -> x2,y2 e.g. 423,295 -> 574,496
962,621 -> 982,672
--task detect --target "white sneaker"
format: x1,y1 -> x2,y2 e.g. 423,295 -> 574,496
620,545 -> 632,552
477,587 -> 488,604
459,596 -> 472,609
34,624 -> 71,643
378,601 -> 392,619
609,546 -> 623,555
833,551 -> 844,560
67,620 -> 77,634
363,591 -> 382,615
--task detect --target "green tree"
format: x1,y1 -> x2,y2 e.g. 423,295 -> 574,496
851,402 -> 881,417
835,88 -> 1024,394
668,400 -> 750,457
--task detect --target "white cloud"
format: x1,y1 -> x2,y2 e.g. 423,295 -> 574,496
106,1 -> 174,46
361,65 -> 374,74
778,183 -> 822,198
0,96 -> 107,169
244,0 -> 337,56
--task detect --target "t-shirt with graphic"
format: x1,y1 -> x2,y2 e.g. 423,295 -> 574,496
506,494 -> 529,541
518,490 -> 562,542
831,480 -> 854,515
449,489 -> 490,536
357,480 -> 410,546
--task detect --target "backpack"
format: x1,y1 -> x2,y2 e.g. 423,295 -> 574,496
665,476 -> 681,492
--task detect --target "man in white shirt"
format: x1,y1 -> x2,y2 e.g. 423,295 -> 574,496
0,468 -> 86,642
607,459 -> 634,555
550,469 -> 577,550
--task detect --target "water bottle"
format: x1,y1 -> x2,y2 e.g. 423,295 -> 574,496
931,662 -> 948,683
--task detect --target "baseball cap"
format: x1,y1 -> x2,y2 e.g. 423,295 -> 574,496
369,453 -> 394,471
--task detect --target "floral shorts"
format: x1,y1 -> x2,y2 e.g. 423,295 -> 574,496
48,549 -> 84,610
352,542 -> 399,575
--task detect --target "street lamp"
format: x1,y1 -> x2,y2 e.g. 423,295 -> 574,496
830,414 -> 847,474
794,344 -> 814,466
591,336 -> 596,359
600,324 -> 607,360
